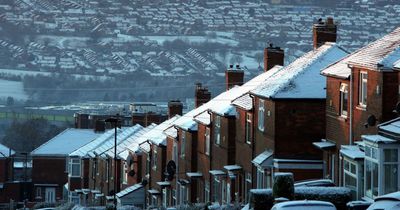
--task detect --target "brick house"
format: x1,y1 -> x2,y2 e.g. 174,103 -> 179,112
231,42 -> 348,202
0,143 -> 16,204
135,116 -> 180,208
317,27 -> 400,199
79,125 -> 147,205
31,129 -> 100,204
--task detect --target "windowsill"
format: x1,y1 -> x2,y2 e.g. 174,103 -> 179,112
339,115 -> 348,121
152,167 -> 157,171
356,105 -> 367,111
246,141 -> 252,145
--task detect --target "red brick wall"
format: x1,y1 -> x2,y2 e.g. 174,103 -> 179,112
32,157 -> 67,201
0,159 -> 7,183
274,99 -> 324,160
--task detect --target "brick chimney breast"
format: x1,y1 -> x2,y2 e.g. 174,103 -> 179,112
225,64 -> 244,90
195,83 -> 211,108
168,100 -> 183,118
313,17 -> 337,49
264,43 -> 284,72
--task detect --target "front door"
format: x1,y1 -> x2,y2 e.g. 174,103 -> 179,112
45,187 -> 56,203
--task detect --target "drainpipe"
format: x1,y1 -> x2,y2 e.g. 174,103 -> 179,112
348,64 -> 353,145
249,94 -> 256,191
206,110 -> 213,202
172,126 -> 180,206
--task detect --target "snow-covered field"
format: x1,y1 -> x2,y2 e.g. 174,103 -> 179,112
0,79 -> 28,100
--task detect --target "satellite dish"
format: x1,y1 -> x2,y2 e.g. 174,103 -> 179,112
128,170 -> 136,177
395,102 -> 400,114
166,160 -> 176,177
167,174 -> 174,181
141,179 -> 148,186
367,115 -> 377,126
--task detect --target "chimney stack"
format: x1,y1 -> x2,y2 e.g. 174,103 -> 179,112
168,100 -> 183,118
313,17 -> 337,49
195,83 -> 211,108
94,119 -> 106,133
225,64 -> 244,90
264,43 -> 284,72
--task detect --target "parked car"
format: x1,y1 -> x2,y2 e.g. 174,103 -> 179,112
271,200 -> 336,210
294,179 -> 336,187
367,192 -> 400,210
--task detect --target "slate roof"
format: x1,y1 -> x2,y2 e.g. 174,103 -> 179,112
251,42 -> 349,99
0,143 -> 14,158
31,128 -> 101,156
322,27 -> 400,78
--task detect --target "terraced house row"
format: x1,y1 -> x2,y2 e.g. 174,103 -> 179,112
62,17 -> 351,207
3,17 -> 400,208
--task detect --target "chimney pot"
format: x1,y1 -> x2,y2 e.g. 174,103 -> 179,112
236,64 -> 240,69
313,17 -> 337,49
229,64 -> 234,69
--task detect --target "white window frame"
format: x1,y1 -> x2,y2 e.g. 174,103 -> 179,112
256,167 -> 266,189
205,127 -> 210,155
205,182 -> 210,203
172,189 -> 176,206
173,141 -> 178,162
245,113 -> 252,144
181,131 -> 186,158
364,145 -> 379,199
244,172 -> 252,202
122,162 -> 128,184
69,158 -> 81,177
36,187 -> 42,199
340,83 -> 349,117
359,72 -> 368,107
152,147 -> 157,170
343,158 -> 358,199
214,115 -> 221,145
258,99 -> 265,132
213,177 -> 221,202
382,148 -> 398,195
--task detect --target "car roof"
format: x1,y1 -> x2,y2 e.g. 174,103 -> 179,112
272,200 -> 336,209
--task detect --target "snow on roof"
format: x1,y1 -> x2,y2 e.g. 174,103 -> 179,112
69,129 -> 115,157
321,54 -> 352,79
116,184 -> 143,198
147,115 -> 180,146
272,200 -> 336,209
375,191 -> 400,201
191,66 -> 284,126
362,134 -> 397,144
104,124 -> 156,158
0,143 -> 14,158
347,27 -> 400,70
251,43 -> 348,99
89,125 -> 144,157
340,145 -> 365,160
313,140 -> 336,149
379,118 -> 400,135
223,165 -> 242,171
252,150 -> 273,167
124,118 -> 179,154
31,128 -> 101,156
232,65 -> 283,110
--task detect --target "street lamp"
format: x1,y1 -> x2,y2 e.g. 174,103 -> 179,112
105,114 -> 121,210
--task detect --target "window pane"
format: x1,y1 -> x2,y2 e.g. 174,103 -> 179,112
350,163 -> 356,174
365,160 -> 372,198
373,162 -> 378,197
384,164 -> 398,194
384,149 -> 398,162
